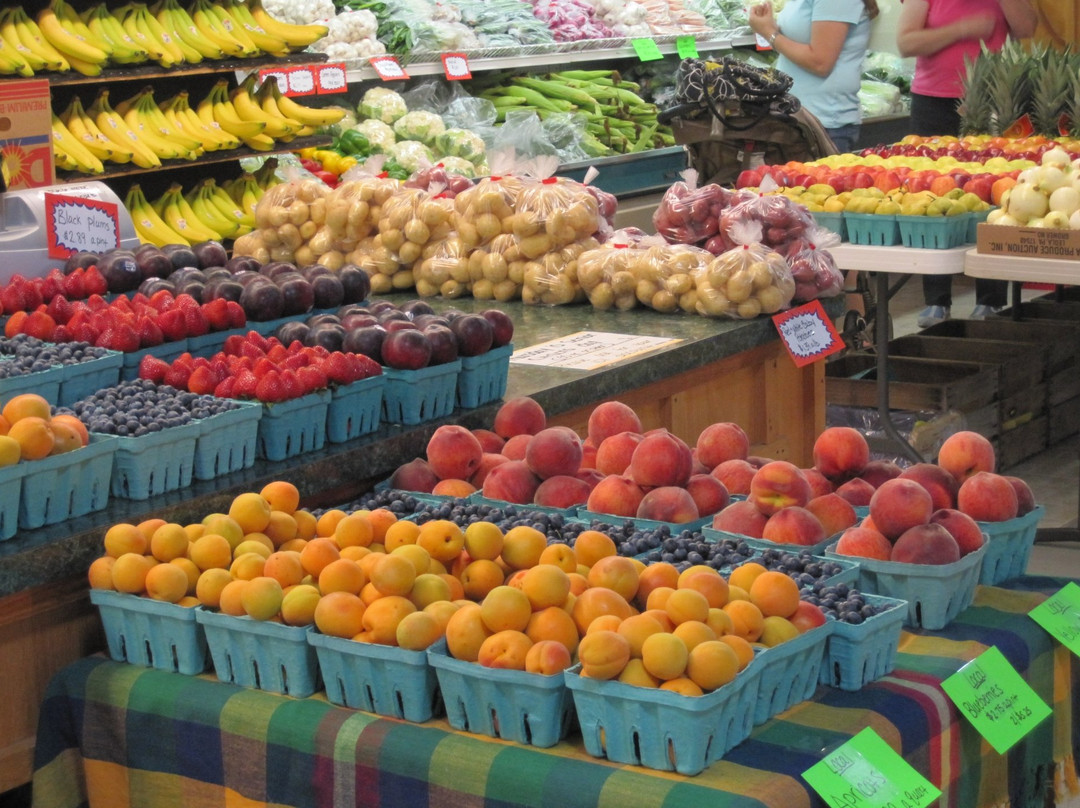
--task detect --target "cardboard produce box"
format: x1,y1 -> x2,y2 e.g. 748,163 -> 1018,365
977,223 -> 1080,260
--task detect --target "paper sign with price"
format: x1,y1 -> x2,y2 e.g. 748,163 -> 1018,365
370,56 -> 409,80
772,300 -> 844,367
1029,581 -> 1080,657
258,69 -> 289,92
315,63 -> 347,94
286,66 -> 317,96
44,192 -> 120,258
442,53 -> 471,80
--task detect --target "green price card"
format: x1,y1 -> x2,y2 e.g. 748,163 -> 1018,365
1028,581 -> 1080,656
803,727 -> 940,808
941,645 -> 1052,755
676,35 -> 699,59
631,38 -> 663,61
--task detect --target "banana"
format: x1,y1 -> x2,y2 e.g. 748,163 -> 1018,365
9,8 -> 70,71
0,33 -> 34,75
202,178 -> 253,228
38,0 -> 110,65
261,78 -> 345,128
114,3 -> 171,65
121,92 -> 190,160
204,80 -> 267,140
224,0 -> 288,56
151,2 -> 202,63
187,183 -> 239,236
136,3 -> 186,64
0,8 -> 49,71
204,0 -> 257,55
159,97 -> 222,153
71,97 -> 136,163
89,90 -> 161,168
82,4 -> 146,64
59,96 -> 117,162
248,0 -> 327,49
231,75 -> 299,138
134,92 -> 205,154
52,139 -> 81,171
159,184 -> 222,241
188,0 -> 249,57
253,156 -> 279,189
52,114 -> 104,173
158,0 -> 223,59
126,184 -> 190,246
173,96 -> 241,149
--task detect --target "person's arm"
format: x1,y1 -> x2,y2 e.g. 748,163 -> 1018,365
998,0 -> 1037,39
747,3 -> 850,78
896,0 -> 995,57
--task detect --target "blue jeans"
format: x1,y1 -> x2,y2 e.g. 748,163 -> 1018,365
825,124 -> 860,155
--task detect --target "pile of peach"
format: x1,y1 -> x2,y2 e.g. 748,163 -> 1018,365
0,393 -> 91,467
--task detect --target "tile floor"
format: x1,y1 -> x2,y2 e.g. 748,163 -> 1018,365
841,270 -> 1080,577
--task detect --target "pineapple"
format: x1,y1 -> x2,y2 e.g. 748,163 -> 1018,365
959,46 -> 993,135
984,38 -> 1032,136
1030,43 -> 1072,137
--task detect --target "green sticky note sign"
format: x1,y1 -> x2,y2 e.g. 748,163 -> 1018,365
676,35 -> 699,59
941,645 -> 1052,755
631,38 -> 663,62
1029,581 -> 1080,656
803,727 -> 941,808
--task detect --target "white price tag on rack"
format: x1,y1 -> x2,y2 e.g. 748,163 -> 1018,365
315,63 -> 347,93
441,53 -> 471,80
369,55 -> 409,81
287,67 -> 317,96
258,69 -> 289,92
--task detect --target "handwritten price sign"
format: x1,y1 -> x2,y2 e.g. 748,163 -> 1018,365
1029,581 -> 1080,656
772,300 -> 845,367
44,193 -> 120,258
315,63 -> 347,93
442,53 -> 471,80
370,56 -> 409,81
258,65 -> 346,96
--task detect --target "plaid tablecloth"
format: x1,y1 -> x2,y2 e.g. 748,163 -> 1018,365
33,577 -> 1080,808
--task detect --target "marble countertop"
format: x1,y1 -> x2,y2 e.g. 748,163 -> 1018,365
0,296 -> 841,598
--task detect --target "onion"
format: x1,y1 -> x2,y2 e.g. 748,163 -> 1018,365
1037,165 -> 1069,194
1049,185 -> 1080,217
1005,182 -> 1049,224
1042,145 -> 1072,168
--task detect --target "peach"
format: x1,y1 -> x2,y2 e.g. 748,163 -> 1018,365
957,471 -> 1018,522
869,478 -> 934,541
477,629 -> 533,670
802,468 -> 835,499
585,475 -> 645,518
577,629 -> 631,680
812,426 -> 870,483
711,499 -> 769,538
637,486 -> 700,524
788,600 -> 827,634
805,493 -> 858,537
580,439 -> 598,470
761,506 -> 826,546
890,523 -> 961,565
389,458 -> 439,493
928,508 -> 984,556
500,434 -> 532,461
493,396 -> 546,439
524,639 -> 573,675
899,463 -> 959,511
749,461 -> 812,515
835,477 -> 876,507
533,475 -> 592,509
710,459 -> 757,495
684,474 -> 729,517
426,425 -> 484,481
525,426 -> 583,479
481,460 -> 541,505
470,452 -> 510,487
937,430 -> 996,482
695,422 -> 750,469
1004,476 -> 1036,516
574,468 -> 606,489
833,526 -> 893,561
431,479 -> 476,498
471,428 -> 505,454
859,459 -> 903,489
747,456 -> 772,469
628,430 -> 693,488
587,400 -> 643,447
595,431 -> 643,476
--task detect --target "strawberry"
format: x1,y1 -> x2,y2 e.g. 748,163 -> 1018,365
163,363 -> 192,390
187,365 -> 219,395
136,316 -> 164,347
0,284 -> 27,314
139,354 -> 170,382
115,323 -> 141,352
72,322 -> 98,344
282,352 -> 310,371
224,301 -> 246,329
296,364 -> 328,393
354,354 -> 382,379
149,289 -> 176,312
240,341 -> 266,361
20,283 -> 43,311
245,331 -> 271,353
266,343 -> 288,363
51,324 -> 72,342
174,293 -> 200,311
213,376 -> 237,398
85,294 -> 109,311
279,368 -> 304,400
210,357 -> 229,379
22,311 -> 57,341
157,309 -> 188,342
202,299 -> 230,331
39,270 -> 65,301
233,368 -> 259,399
173,352 -> 196,371
307,344 -> 330,359
222,334 -> 247,356
285,339 -> 306,355
112,295 -> 133,315
183,306 -> 209,337
62,268 -> 87,300
45,294 -> 74,325
321,352 -> 354,385
252,357 -> 278,378
83,267 -> 108,296
255,369 -> 288,403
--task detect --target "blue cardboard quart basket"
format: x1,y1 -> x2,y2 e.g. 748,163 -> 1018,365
193,400 -> 263,480
58,351 -> 123,407
90,589 -> 208,675
196,610 -> 319,697
820,594 -> 907,691
106,422 -> 199,500
326,375 -> 385,443
456,344 -> 512,409
977,505 -> 1045,585
0,462 -> 26,541
381,361 -> 461,426
19,433 -> 116,528
0,365 -> 62,408
255,390 -> 331,461
751,622 -> 831,725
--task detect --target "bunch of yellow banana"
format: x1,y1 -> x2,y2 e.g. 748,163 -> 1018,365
196,79 -> 272,151
79,4 -> 147,65
87,89 -> 163,168
158,90 -> 241,152
246,0 -> 327,51
0,7 -> 68,74
230,74 -> 303,140
126,183 -> 189,246
51,114 -> 105,174
59,94 -> 133,165
190,178 -> 255,236
37,0 -> 111,75
223,171 -> 266,220
153,182 -> 228,242
152,0 -> 224,61
113,85 -> 203,161
106,2 -> 184,67
257,75 -> 347,130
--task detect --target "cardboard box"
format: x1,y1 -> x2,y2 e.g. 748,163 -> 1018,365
977,223 -> 1080,260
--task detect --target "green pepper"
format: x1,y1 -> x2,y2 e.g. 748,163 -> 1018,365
336,129 -> 371,157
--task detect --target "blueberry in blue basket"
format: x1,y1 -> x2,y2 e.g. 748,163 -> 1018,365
59,378 -> 240,436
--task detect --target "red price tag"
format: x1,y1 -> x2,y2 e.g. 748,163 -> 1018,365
286,66 -> 317,96
369,55 -> 409,81
441,53 -> 471,80
44,192 -> 120,259
315,62 -> 347,94
771,300 -> 844,367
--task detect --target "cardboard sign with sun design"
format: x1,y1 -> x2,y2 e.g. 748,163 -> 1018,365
0,80 -> 54,191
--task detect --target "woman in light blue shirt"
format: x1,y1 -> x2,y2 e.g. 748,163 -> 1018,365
748,0 -> 878,153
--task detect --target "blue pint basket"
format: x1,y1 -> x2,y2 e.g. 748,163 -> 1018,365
256,390 -> 331,461
106,422 -> 199,500
326,375 -> 385,443
426,638 -> 574,748
381,361 -> 461,426
58,351 -> 123,407
811,211 -> 846,240
0,365 -> 62,407
193,400 -> 263,480
456,344 -> 512,409
842,213 -> 899,246
19,433 -> 115,529
820,594 -> 907,691
0,462 -> 26,541
90,589 -> 208,675
196,610 -> 319,697
120,340 -> 189,380
752,623 -> 831,724
966,208 -> 993,243
309,632 -> 440,722
564,658 -> 759,775
977,504 -> 1045,585
187,327 -> 246,359
896,215 -> 969,249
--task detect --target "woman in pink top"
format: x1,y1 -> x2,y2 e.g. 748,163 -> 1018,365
897,0 -> 1036,326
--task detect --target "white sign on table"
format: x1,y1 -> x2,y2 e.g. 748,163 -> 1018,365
510,331 -> 682,371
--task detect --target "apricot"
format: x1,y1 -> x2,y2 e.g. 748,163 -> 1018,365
241,576 -> 285,620
577,629 -> 631,680
144,562 -> 189,603
686,640 -> 739,691
477,629 -> 533,670
314,590 -> 367,638
361,595 -> 416,645
280,583 -> 321,626
396,611 -> 443,651
641,631 -> 688,681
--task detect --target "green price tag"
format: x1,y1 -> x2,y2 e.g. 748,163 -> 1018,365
941,645 -> 1052,755
803,727 -> 941,808
676,35 -> 699,59
631,38 -> 664,61
1029,581 -> 1080,656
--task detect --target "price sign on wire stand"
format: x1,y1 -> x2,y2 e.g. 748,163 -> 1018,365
772,299 -> 845,367
442,53 -> 472,80
315,62 -> 347,94
1029,581 -> 1080,657
44,192 -> 120,258
370,56 -> 409,81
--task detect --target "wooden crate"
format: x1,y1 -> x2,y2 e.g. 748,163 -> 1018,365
1000,383 -> 1047,427
995,414 -> 1049,471
886,336 -> 1044,399
1048,366 -> 1080,407
825,355 -> 999,414
919,318 -> 1079,378
1049,395 -> 1080,444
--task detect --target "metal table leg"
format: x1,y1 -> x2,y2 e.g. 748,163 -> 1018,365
875,271 -> 923,463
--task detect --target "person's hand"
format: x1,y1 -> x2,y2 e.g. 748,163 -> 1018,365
747,2 -> 776,38
959,11 -> 996,41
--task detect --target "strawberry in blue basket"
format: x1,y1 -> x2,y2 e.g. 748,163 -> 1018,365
138,354 -> 169,383
157,309 -> 188,343
255,370 -> 289,403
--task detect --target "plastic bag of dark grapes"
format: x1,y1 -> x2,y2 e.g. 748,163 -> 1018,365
652,169 -> 734,245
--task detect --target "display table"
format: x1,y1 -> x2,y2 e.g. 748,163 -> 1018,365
31,579 -> 1080,808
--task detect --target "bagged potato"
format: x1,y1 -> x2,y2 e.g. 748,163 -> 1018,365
511,176 -> 601,260
453,176 -> 525,250
249,178 -> 330,264
693,221 -> 795,319
415,235 -> 471,298
578,243 -> 710,313
520,237 -> 599,306
467,233 -> 523,302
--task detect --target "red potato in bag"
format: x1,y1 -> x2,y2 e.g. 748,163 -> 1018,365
653,179 -> 733,244
718,193 -> 816,253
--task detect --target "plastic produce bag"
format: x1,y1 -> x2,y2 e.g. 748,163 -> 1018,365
512,177 -> 602,259
404,164 -> 475,196
693,222 -> 795,319
787,239 -> 844,303
716,192 -> 816,254
652,173 -> 734,245
415,234 -> 472,298
578,242 -> 711,312
453,175 -> 526,250
467,232 -> 524,302
454,0 -> 556,46
378,187 -> 453,267
239,178 -> 332,265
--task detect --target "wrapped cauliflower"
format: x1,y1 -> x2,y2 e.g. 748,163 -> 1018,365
393,110 -> 446,146
434,128 -> 486,164
358,87 -> 408,125
353,119 -> 396,154
386,140 -> 434,175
